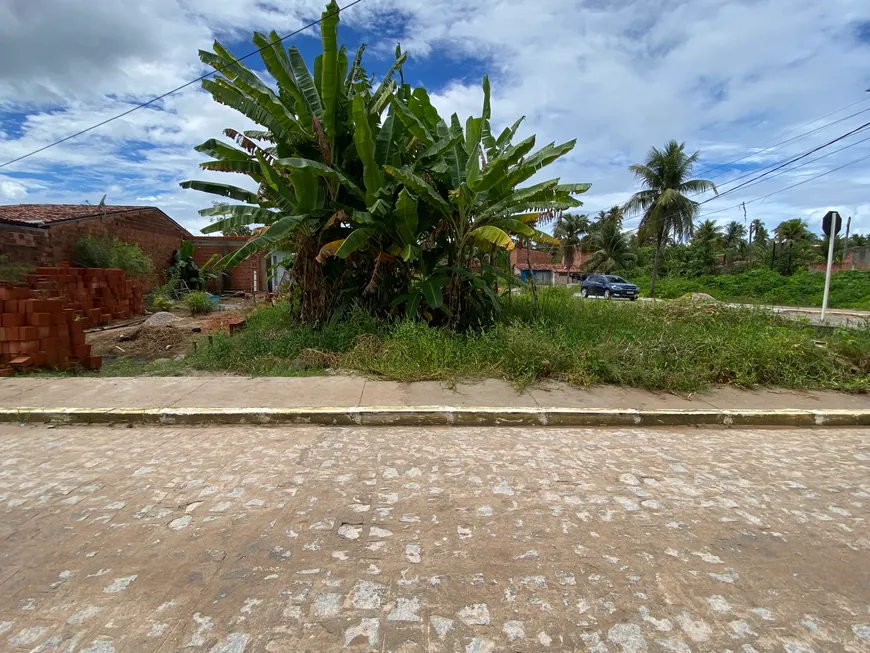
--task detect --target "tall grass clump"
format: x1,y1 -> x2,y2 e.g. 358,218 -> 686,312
184,288 -> 870,391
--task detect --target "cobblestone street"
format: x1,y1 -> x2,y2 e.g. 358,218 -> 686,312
0,424 -> 868,652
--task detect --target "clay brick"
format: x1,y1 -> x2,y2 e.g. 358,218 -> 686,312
19,326 -> 38,340
30,352 -> 47,367
0,288 -> 10,301
10,356 -> 33,369
3,300 -> 18,313
28,313 -> 50,327
6,327 -> 18,341
86,355 -> 102,370
19,340 -> 39,354
38,326 -> 50,339
1,313 -> 24,328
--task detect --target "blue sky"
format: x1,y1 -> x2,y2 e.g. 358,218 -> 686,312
1,0 -> 869,236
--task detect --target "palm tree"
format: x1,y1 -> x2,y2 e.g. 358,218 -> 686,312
624,140 -> 717,296
693,219 -> 722,245
553,213 -> 590,271
774,218 -> 812,244
584,219 -> 637,272
747,219 -> 765,246
722,221 -> 747,264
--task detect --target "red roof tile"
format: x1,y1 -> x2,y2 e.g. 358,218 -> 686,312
513,262 -> 583,272
0,204 -> 155,226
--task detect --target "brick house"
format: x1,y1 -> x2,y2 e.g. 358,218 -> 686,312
0,204 -> 266,293
510,246 -> 590,285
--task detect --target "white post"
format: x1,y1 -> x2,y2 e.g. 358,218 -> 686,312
821,227 -> 837,321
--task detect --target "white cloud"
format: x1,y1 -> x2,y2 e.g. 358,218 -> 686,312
0,179 -> 27,200
1,0 -> 869,236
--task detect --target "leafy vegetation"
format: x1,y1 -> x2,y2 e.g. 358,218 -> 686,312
184,291 -> 214,316
0,255 -> 34,283
72,234 -> 153,278
624,140 -> 717,296
181,1 -> 587,328
183,287 -> 870,391
628,268 -> 870,310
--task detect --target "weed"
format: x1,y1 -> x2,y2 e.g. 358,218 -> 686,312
184,291 -> 214,316
72,234 -> 153,278
182,288 -> 870,392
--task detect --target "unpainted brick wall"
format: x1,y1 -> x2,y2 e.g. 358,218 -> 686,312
190,237 -> 267,293
0,223 -> 48,267
42,209 -> 189,291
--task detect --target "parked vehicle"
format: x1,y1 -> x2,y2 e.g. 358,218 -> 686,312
580,274 -> 639,300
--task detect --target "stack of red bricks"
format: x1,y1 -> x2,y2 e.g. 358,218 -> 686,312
0,266 -> 146,375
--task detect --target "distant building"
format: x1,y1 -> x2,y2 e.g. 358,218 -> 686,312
509,246 -> 590,285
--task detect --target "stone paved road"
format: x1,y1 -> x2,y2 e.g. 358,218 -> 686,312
0,424 -> 869,653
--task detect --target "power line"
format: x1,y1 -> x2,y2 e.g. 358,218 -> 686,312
0,0 -> 366,170
581,97 -> 870,216
700,120 -> 870,203
614,124 -> 870,232
693,103 -> 870,179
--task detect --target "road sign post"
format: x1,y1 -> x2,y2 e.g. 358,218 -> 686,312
821,210 -> 842,321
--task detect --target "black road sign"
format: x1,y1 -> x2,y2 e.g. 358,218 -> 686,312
822,210 -> 842,238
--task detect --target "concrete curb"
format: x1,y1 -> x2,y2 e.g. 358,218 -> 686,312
2,406 -> 870,427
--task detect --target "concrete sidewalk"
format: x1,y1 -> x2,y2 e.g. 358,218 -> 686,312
1,376 -> 870,427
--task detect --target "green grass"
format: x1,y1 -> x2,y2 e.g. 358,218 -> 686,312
183,291 -> 213,316
628,269 -> 870,310
180,287 -> 870,392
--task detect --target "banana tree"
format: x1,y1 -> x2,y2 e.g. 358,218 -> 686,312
384,76 -> 590,326
180,1 -> 409,322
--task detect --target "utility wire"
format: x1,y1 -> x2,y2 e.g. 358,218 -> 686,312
0,0 -> 366,170
693,103 -> 870,179
581,98 -> 870,216
700,121 -> 870,203
614,124 -> 870,231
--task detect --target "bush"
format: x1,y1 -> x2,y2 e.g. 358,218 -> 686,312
148,296 -> 175,312
184,290 -> 870,392
184,291 -> 214,316
0,255 -> 34,283
72,234 -> 153,278
627,269 -> 870,310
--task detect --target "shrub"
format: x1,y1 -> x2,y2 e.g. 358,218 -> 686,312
0,255 -> 34,283
72,234 -> 153,278
148,296 -> 175,312
184,291 -> 213,316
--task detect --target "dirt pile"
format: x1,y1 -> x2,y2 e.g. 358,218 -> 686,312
90,325 -> 186,359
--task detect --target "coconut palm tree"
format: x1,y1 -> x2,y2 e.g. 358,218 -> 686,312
693,219 -> 722,245
748,218 -> 767,246
553,213 -> 590,271
722,220 -> 747,264
774,218 -> 812,244
584,219 -> 637,272
624,140 -> 717,296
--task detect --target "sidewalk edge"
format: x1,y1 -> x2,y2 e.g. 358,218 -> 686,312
2,407 -> 869,427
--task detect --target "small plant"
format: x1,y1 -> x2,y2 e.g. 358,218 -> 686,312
72,234 -> 153,278
0,255 -> 34,283
171,241 -> 217,291
184,291 -> 214,316
149,296 -> 175,312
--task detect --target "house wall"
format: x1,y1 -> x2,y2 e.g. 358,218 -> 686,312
189,237 -> 267,293
511,247 -> 553,267
0,222 -> 47,267
0,208 -> 190,292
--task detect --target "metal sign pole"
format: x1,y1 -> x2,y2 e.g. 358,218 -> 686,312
821,228 -> 836,321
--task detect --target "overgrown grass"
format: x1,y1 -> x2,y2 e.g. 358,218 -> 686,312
184,291 -> 214,316
628,269 -> 870,310
183,287 -> 870,391
0,254 -> 34,283
72,233 -> 153,278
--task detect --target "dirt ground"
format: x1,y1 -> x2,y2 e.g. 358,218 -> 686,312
86,308 -> 246,362
0,423 -> 868,652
